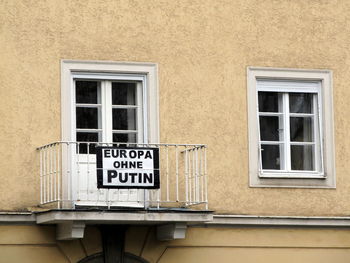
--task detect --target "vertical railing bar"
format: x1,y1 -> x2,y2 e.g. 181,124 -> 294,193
175,145 -> 179,202
87,142 -> 90,202
166,145 -> 169,201
107,188 -> 111,209
188,148 -> 192,204
50,144 -> 53,203
40,148 -> 43,205
185,146 -> 188,205
42,147 -> 45,204
204,146 -> 208,210
47,145 -> 50,203
76,143 -> 80,202
156,145 -> 161,209
192,148 -> 197,204
195,147 -> 199,203
46,146 -> 48,204
57,143 -> 61,209
200,147 -> 204,203
66,142 -> 71,205
53,144 -> 57,202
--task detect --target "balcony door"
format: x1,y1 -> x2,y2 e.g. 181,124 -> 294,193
73,75 -> 146,207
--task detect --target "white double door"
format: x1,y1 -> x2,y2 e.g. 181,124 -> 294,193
72,78 -> 146,208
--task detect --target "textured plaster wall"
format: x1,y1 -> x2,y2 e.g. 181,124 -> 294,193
1,0 -> 350,215
0,225 -> 102,263
127,226 -> 350,263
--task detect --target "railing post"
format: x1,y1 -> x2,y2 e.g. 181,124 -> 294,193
175,145 -> 179,202
204,146 -> 208,210
185,146 -> 188,206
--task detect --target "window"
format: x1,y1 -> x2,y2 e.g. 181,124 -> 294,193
247,67 -> 335,188
75,79 -> 144,153
61,60 -> 159,206
61,60 -> 159,145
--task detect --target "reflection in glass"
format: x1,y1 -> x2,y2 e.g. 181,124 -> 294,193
258,92 -> 280,112
289,93 -> 313,113
76,132 -> 100,154
261,144 -> 282,170
259,116 -> 282,141
113,133 -> 137,143
113,109 -> 136,130
76,107 -> 99,129
112,82 -> 136,105
291,145 -> 314,171
76,81 -> 99,104
290,117 -> 313,142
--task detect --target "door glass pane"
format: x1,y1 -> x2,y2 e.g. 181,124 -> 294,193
261,144 -> 282,170
291,145 -> 314,171
76,132 -> 100,154
113,133 -> 137,143
258,92 -> 281,112
112,82 -> 137,105
113,109 -> 137,130
289,93 -> 313,113
259,116 -> 282,141
290,117 -> 313,142
76,107 -> 99,129
76,81 -> 100,104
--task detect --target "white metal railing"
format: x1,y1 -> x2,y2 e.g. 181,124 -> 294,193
37,142 -> 208,210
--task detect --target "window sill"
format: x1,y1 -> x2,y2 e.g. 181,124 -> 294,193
259,172 -> 325,179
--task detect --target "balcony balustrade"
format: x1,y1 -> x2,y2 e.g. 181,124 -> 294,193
37,142 -> 208,211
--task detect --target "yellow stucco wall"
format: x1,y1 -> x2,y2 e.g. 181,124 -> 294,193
1,225 -> 350,263
0,0 -> 350,215
0,225 -> 102,263
128,226 -> 350,263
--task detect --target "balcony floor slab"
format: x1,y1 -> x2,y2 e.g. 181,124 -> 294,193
35,209 -> 213,225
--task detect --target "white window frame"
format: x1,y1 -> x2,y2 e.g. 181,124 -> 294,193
60,60 -> 159,204
247,67 -> 335,188
73,75 -> 146,145
61,60 -> 159,144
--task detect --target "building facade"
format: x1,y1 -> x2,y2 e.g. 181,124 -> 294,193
1,0 -> 350,262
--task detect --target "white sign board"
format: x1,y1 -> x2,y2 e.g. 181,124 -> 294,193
96,147 -> 160,189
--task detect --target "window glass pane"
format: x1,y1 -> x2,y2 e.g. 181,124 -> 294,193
261,144 -> 282,170
76,132 -> 100,154
258,92 -> 281,112
291,145 -> 314,171
76,107 -> 99,129
290,117 -> 314,142
289,93 -> 313,113
113,109 -> 137,130
76,81 -> 100,104
259,116 -> 282,141
113,133 -> 137,143
112,82 -> 137,105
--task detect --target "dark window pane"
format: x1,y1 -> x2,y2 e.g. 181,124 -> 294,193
261,144 -> 281,170
113,133 -> 137,143
290,117 -> 313,142
289,93 -> 313,113
76,132 -> 99,154
259,116 -> 282,141
258,92 -> 280,112
291,145 -> 314,171
113,109 -> 136,130
112,82 -> 136,105
76,107 -> 99,129
76,81 -> 99,104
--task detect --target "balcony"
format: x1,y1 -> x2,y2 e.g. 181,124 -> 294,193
36,142 -> 212,239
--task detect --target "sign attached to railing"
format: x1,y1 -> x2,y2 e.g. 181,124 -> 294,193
96,147 -> 160,189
